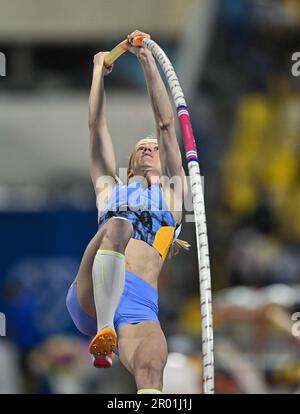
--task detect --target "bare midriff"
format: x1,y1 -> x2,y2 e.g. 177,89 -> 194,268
124,239 -> 163,290
124,205 -> 181,290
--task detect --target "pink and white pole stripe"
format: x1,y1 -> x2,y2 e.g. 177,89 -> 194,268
143,39 -> 214,394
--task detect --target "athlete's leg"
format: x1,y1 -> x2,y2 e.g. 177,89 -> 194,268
117,321 -> 168,393
77,218 -> 132,319
76,228 -> 105,318
76,217 -> 132,318
74,217 -> 133,364
89,217 -> 133,356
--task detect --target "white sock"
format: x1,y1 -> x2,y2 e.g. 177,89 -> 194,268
92,249 -> 125,332
137,389 -> 163,394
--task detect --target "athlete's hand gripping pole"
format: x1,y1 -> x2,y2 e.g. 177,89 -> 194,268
103,35 -> 148,68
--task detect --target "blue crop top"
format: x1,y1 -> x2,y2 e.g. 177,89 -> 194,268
97,180 -> 182,261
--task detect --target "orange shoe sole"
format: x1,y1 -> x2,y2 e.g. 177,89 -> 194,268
89,327 -> 117,357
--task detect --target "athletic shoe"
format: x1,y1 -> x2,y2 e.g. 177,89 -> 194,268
89,326 -> 117,360
93,353 -> 113,368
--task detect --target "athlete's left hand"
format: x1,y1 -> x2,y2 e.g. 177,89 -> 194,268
93,51 -> 114,76
126,30 -> 151,59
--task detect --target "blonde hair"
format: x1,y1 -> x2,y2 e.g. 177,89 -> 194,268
128,136 -> 191,257
168,238 -> 191,258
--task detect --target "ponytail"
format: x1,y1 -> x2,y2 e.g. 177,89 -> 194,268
168,238 -> 191,259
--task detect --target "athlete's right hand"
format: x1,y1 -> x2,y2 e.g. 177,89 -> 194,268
93,52 -> 114,76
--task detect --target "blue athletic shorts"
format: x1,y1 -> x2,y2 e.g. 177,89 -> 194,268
66,270 -> 160,348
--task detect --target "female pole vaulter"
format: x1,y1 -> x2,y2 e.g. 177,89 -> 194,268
66,30 -> 189,394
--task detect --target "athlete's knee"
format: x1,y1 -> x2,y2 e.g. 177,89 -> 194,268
100,217 -> 133,251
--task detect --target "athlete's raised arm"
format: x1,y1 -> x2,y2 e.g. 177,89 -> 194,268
127,31 -> 184,182
88,52 -> 117,195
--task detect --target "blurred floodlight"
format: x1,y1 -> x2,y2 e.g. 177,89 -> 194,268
163,352 -> 201,394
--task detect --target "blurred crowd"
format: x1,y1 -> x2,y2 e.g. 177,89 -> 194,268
180,0 -> 300,393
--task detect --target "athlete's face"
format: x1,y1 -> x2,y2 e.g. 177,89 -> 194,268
129,139 -> 162,177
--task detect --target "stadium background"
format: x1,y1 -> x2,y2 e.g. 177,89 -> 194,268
0,0 -> 300,393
